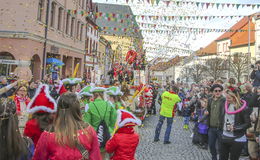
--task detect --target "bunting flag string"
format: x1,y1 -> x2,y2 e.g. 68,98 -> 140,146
138,22 -> 256,32
144,43 -> 194,53
67,9 -> 253,22
120,0 -> 260,9
144,46 -> 194,55
100,26 -> 256,35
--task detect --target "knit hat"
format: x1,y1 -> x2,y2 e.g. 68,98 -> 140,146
89,86 -> 106,93
106,86 -> 123,96
117,109 -> 142,128
79,86 -> 93,97
62,78 -> 82,85
210,84 -> 224,92
27,84 -> 57,113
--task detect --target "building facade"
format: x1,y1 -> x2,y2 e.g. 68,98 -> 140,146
0,0 -> 99,80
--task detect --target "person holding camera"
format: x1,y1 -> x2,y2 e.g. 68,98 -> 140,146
250,60 -> 260,87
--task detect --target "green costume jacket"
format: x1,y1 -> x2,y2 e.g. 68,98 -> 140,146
83,98 -> 117,134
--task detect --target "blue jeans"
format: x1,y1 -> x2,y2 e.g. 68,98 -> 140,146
154,115 -> 173,142
208,127 -> 223,160
183,116 -> 190,125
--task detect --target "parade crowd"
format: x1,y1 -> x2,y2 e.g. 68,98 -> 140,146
0,60 -> 260,160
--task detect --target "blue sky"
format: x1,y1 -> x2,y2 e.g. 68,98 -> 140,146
93,0 -> 260,59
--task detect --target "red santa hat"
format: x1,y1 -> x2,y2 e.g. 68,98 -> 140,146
55,80 -> 67,95
117,109 -> 142,128
27,84 -> 57,113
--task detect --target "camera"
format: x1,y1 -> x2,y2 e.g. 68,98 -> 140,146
251,64 -> 260,70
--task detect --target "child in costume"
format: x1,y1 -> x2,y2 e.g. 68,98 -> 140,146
23,84 -> 57,146
106,86 -> 125,110
106,109 -> 141,160
182,100 -> 191,129
197,97 -> 209,149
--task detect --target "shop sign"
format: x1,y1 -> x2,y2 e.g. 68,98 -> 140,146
51,46 -> 59,54
0,59 -> 31,65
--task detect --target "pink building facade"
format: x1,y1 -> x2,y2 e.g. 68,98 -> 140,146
0,0 -> 95,80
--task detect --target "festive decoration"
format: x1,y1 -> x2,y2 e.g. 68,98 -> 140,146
72,63 -> 80,78
125,50 -> 138,64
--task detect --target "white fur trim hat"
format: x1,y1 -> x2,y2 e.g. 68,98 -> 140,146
117,109 -> 142,128
27,84 -> 57,113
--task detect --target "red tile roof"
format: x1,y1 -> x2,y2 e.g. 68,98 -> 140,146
196,41 -> 217,56
150,56 -> 183,71
230,18 -> 255,47
216,17 -> 249,41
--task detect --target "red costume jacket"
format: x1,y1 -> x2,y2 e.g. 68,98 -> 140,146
106,127 -> 139,160
24,119 -> 42,146
32,126 -> 101,160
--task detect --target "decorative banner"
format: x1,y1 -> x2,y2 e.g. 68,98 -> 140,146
138,22 -> 256,32
67,9 -> 254,22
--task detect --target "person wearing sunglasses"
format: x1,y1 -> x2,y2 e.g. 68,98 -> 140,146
205,84 -> 225,160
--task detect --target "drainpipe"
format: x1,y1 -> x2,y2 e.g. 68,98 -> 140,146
248,16 -> 251,79
41,0 -> 50,80
84,21 -> 88,82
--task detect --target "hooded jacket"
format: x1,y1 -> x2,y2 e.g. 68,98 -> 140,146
105,127 -> 139,160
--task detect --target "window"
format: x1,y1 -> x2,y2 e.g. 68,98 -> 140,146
76,21 -> 80,39
82,0 -> 85,9
50,2 -> 56,27
89,39 -> 92,55
226,42 -> 229,51
223,43 -> 225,52
37,0 -> 44,21
57,7 -> 63,30
65,13 -> 70,34
217,44 -> 220,53
80,24 -> 83,41
71,17 -> 75,37
86,38 -> 89,50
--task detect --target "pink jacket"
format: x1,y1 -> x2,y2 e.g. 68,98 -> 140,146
33,126 -> 101,160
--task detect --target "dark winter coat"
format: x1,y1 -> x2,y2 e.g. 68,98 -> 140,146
182,107 -> 191,117
208,97 -> 250,137
250,70 -> 260,87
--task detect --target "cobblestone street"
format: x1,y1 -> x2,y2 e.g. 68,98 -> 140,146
136,115 -> 211,160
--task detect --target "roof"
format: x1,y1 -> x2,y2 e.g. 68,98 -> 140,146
150,56 -> 182,71
216,17 -> 249,41
216,12 -> 260,42
95,3 -> 143,39
230,17 -> 255,47
196,41 -> 217,56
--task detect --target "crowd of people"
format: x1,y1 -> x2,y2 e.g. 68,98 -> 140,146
0,74 -> 143,160
153,60 -> 260,160
0,60 -> 259,160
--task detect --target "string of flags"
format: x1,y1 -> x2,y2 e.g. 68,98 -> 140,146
114,0 -> 260,9
67,9 -> 254,22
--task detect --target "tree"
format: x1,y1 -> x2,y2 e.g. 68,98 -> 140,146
204,57 -> 226,80
181,64 -> 206,83
229,53 -> 248,83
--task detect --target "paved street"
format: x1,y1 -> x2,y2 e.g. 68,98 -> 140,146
136,115 -> 211,160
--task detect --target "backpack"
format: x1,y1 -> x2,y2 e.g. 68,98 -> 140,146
93,102 -> 111,148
